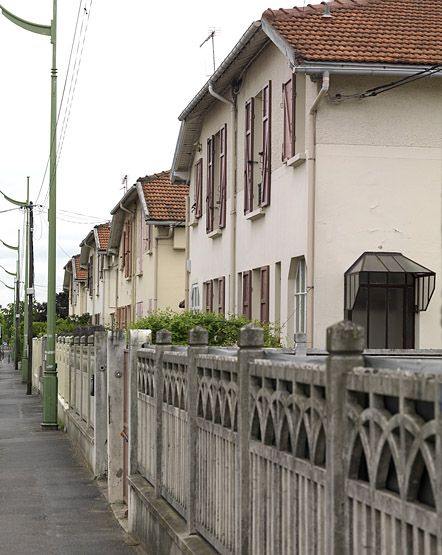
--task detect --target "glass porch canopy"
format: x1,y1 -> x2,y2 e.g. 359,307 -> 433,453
345,252 -> 436,312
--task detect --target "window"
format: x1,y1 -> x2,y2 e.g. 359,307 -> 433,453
116,304 -> 132,329
194,158 -> 203,219
295,258 -> 307,334
345,252 -> 436,349
244,81 -> 272,214
190,284 -> 200,311
206,125 -> 227,233
282,76 -> 295,161
94,314 -> 100,326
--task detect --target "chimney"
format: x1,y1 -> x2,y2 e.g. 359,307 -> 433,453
322,1 -> 333,17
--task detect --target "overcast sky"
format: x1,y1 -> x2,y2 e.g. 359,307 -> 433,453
0,0 -> 304,308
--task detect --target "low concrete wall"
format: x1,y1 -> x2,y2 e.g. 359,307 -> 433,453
129,475 -> 217,555
65,409 -> 95,472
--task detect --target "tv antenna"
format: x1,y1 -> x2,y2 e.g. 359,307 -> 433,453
121,175 -> 128,193
200,28 -> 218,74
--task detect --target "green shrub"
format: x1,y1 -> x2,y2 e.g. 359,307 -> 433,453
131,309 -> 280,347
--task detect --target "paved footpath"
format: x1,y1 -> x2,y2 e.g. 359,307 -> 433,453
0,357 -> 138,555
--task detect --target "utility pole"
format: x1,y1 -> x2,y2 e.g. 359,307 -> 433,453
21,177 -> 30,383
0,1 -> 59,427
14,230 -> 20,370
26,202 -> 34,395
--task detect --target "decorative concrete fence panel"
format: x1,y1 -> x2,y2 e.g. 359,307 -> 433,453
129,322 -> 442,555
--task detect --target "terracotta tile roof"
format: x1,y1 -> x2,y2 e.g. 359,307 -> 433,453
73,254 -> 88,281
263,0 -> 442,65
139,171 -> 188,222
96,223 -> 111,250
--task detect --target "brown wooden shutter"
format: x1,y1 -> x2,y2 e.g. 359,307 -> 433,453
282,76 -> 295,161
204,281 -> 213,312
260,266 -> 270,323
261,81 -> 271,207
128,221 -> 133,278
218,277 -> 225,315
122,224 -> 127,271
195,158 -> 203,219
244,99 -> 254,214
206,137 -> 215,233
219,125 -> 227,228
242,271 -> 252,320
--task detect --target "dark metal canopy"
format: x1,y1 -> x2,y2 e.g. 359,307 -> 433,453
345,252 -> 436,312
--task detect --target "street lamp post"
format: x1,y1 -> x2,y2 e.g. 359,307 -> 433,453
0,237 -> 19,368
0,2 -> 58,427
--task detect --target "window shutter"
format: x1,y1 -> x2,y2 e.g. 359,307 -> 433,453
219,125 -> 227,228
122,224 -> 127,271
244,99 -> 254,214
127,221 -> 132,278
260,266 -> 270,323
218,277 -> 225,315
195,158 -> 203,219
261,81 -> 271,207
206,137 -> 215,233
242,271 -> 252,320
282,77 -> 295,161
204,281 -> 213,312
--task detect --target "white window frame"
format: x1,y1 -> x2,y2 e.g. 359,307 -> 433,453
295,258 -> 307,334
190,283 -> 200,312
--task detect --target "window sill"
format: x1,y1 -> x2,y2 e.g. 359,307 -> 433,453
189,218 -> 199,227
207,228 -> 222,239
245,207 -> 265,221
286,152 -> 306,168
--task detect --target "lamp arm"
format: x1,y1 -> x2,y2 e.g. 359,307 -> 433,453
0,4 -> 51,36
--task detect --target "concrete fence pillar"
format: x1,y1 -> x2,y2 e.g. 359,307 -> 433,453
187,326 -> 209,534
128,329 -> 152,477
107,330 -> 126,504
94,331 -> 108,479
325,320 -> 364,555
67,336 -> 74,409
237,324 -> 264,555
154,329 -> 172,498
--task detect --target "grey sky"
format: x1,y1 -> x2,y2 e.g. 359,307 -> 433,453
0,0 -> 303,308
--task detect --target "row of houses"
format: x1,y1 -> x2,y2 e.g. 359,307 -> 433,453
64,0 -> 441,350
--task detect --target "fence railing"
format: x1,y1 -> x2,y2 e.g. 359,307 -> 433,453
132,322 -> 442,555
56,335 -> 96,430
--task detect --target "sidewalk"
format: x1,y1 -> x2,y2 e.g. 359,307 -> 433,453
0,357 -> 138,555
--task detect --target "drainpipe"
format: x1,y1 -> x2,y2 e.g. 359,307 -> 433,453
306,71 -> 329,348
119,202 -> 136,322
184,196 -> 190,309
208,83 -> 237,314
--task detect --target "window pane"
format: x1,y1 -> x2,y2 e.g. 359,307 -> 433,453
352,286 -> 368,346
387,288 -> 403,348
369,287 -> 387,348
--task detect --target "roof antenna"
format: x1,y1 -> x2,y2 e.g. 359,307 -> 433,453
121,175 -> 128,193
321,1 -> 333,17
200,29 -> 217,74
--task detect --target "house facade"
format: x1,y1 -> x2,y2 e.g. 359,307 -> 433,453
79,223 -> 112,326
172,0 -> 441,349
107,171 -> 188,329
63,255 -> 88,318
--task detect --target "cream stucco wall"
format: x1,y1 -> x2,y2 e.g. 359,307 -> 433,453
186,43 -> 442,348
314,76 -> 442,348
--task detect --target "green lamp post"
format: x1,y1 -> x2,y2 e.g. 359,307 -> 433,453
0,2 -> 58,428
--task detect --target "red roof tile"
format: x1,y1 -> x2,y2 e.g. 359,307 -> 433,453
139,171 -> 188,222
96,223 -> 111,250
73,255 -> 88,281
263,0 -> 442,65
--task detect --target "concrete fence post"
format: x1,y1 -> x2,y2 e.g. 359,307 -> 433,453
237,324 -> 264,555
128,329 -> 152,477
107,330 -> 126,504
87,335 -> 94,427
325,320 -> 364,555
94,331 -> 108,479
187,326 -> 208,534
68,336 -> 74,409
154,329 -> 172,498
